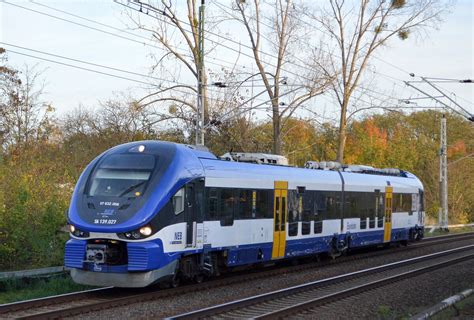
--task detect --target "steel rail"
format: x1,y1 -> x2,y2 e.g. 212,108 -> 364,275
171,245 -> 474,319
257,254 -> 473,319
2,231 -> 472,281
0,287 -> 114,314
2,232 -> 473,319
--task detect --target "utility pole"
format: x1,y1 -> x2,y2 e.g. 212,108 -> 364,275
196,0 -> 205,146
439,114 -> 448,231
115,0 -> 207,146
404,75 -> 473,231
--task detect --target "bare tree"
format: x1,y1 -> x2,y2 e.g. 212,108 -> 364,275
116,0 -> 211,138
310,0 -> 448,163
0,56 -> 52,151
233,0 -> 332,154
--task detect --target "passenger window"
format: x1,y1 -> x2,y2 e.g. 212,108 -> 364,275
172,188 -> 184,215
360,217 -> 367,229
302,209 -> 311,235
252,190 -> 257,218
377,194 -> 384,227
369,218 -> 375,229
288,191 -> 299,237
281,197 -> 286,232
208,188 -> 219,220
275,197 -> 280,231
256,190 -> 272,218
403,194 -> 413,214
314,221 -> 322,234
419,190 -> 424,212
238,190 -> 252,219
220,188 -> 234,226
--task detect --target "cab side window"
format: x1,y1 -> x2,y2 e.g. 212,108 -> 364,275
172,188 -> 185,215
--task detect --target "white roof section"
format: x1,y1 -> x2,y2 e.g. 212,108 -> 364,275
200,157 -> 423,193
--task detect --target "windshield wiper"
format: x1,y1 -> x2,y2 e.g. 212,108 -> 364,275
118,181 -> 146,197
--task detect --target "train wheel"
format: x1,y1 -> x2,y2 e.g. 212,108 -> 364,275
169,274 -> 180,288
194,274 -> 204,284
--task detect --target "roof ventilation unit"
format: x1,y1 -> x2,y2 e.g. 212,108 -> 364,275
220,152 -> 289,166
305,161 -> 341,170
344,165 -> 375,173
305,161 -> 319,169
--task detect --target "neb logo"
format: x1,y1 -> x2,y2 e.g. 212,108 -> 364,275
174,232 -> 182,240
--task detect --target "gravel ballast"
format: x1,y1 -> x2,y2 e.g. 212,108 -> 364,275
74,238 -> 474,319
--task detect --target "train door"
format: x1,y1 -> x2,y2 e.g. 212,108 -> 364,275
185,180 -> 204,247
384,186 -> 393,242
272,181 -> 288,259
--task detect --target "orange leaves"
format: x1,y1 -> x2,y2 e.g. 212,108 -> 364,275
448,140 -> 467,158
345,117 -> 390,166
364,119 -> 389,149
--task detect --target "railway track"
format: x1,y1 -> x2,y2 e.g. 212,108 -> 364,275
1,232 -> 473,319
172,245 -> 474,319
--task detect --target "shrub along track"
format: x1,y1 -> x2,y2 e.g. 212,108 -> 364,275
1,232 -> 473,319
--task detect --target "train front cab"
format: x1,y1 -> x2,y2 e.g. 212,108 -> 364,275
67,178 -> 209,288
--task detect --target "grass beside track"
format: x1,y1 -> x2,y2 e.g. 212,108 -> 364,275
431,293 -> 474,319
425,226 -> 474,237
0,275 -> 93,304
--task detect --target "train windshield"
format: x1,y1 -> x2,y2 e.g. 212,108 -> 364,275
87,154 -> 156,198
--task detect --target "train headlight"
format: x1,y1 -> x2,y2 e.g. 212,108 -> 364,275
69,225 -> 89,238
139,225 -> 152,237
120,225 -> 153,240
132,231 -> 141,239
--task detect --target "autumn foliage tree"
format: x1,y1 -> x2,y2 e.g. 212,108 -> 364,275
310,0 -> 449,163
0,51 -> 472,270
344,111 -> 474,223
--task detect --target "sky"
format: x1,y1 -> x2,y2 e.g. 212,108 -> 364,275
0,0 -> 473,122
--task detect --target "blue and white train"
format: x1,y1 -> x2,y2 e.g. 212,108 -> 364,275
65,141 -> 425,287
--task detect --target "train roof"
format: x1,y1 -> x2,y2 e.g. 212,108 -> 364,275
113,142 -> 423,193
180,145 -> 424,193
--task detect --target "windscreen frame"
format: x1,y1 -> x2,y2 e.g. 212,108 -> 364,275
85,153 -> 157,198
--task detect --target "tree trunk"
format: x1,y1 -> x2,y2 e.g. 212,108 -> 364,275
272,102 -> 281,154
336,97 -> 348,163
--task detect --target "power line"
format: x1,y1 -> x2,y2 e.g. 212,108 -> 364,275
213,1 -> 412,83
294,3 -> 413,76
3,47 -> 228,101
31,0 -> 310,91
6,0 -> 442,119
405,77 -> 473,121
206,85 -> 306,127
5,48 -> 157,87
121,0 -> 414,115
211,0 -> 426,105
4,0 -> 250,74
115,1 -> 317,79
23,0 -> 314,94
0,42 -> 195,87
426,81 -> 473,106
2,46 -> 305,118
17,0 -> 414,107
31,0 -> 259,72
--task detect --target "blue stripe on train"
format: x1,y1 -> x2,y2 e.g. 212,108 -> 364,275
224,228 -> 412,267
65,227 -> 416,272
